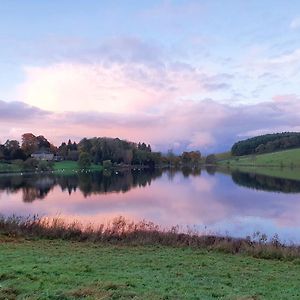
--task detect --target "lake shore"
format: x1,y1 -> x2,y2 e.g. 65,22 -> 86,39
1,215 -> 300,259
1,216 -> 300,298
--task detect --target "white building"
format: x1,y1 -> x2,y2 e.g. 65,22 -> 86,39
31,151 -> 54,161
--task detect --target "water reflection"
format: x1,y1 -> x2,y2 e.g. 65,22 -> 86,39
1,168 -> 300,243
1,168 -> 300,201
231,171 -> 300,193
0,169 -> 163,202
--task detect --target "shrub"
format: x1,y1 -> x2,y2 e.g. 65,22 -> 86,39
103,160 -> 112,169
1,215 -> 300,260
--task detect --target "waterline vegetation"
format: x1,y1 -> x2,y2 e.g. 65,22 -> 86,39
1,216 -> 300,299
1,215 -> 300,261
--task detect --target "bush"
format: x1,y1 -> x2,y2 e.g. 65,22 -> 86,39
22,158 -> 39,171
37,160 -> 54,171
205,154 -> 217,165
103,160 -> 112,169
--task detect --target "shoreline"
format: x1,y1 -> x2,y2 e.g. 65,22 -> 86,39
2,216 -> 300,299
1,215 -> 300,261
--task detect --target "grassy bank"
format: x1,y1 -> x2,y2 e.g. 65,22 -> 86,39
1,238 -> 300,299
0,162 -> 22,173
1,216 -> 300,260
219,148 -> 300,168
217,149 -> 300,181
53,161 -> 103,172
0,160 -> 103,174
1,216 -> 300,299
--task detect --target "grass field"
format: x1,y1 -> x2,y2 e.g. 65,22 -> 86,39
219,148 -> 300,168
53,161 -> 103,172
1,237 -> 300,300
215,151 -> 232,161
0,162 -> 22,173
0,160 -> 103,174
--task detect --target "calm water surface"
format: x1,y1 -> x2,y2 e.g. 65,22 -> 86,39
1,167 -> 300,243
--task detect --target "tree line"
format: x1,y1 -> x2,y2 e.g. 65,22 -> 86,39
231,132 -> 300,156
0,133 -> 204,170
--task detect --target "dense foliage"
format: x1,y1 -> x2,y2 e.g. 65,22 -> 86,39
205,154 -> 217,164
0,133 -> 204,170
231,132 -> 300,156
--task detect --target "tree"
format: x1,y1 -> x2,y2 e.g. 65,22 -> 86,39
181,152 -> 191,164
36,135 -> 51,150
4,140 -> 26,160
78,152 -> 92,169
205,154 -> 217,165
21,133 -> 38,156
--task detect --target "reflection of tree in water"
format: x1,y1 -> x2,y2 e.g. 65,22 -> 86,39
0,169 -> 164,202
181,167 -> 201,178
0,176 -> 55,202
232,171 -> 300,193
205,165 -> 217,175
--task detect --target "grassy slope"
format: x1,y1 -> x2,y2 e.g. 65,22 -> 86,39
218,149 -> 300,180
215,151 -> 232,161
219,148 -> 300,167
0,239 -> 300,300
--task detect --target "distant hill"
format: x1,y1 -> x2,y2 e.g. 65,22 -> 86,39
231,132 -> 300,156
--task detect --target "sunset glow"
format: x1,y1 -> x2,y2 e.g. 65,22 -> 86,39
1,1 -> 300,152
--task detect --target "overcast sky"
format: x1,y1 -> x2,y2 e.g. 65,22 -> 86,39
1,0 -> 300,153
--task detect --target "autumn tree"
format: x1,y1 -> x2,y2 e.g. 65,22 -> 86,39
21,133 -> 38,156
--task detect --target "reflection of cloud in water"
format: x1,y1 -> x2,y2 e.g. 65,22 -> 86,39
0,170 -> 300,242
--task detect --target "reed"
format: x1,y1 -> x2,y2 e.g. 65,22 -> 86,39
1,215 -> 299,260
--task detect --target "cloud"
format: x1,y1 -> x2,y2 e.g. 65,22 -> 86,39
0,99 -> 48,121
3,94 -> 300,154
17,59 -> 232,114
290,17 -> 300,29
7,35 -> 300,152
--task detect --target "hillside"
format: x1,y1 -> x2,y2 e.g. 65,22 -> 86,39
219,148 -> 300,167
217,148 -> 300,181
231,132 -> 300,156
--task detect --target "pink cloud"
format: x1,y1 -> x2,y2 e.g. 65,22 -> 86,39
2,93 -> 300,152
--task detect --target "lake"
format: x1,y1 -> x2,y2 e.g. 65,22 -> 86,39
1,167 -> 300,243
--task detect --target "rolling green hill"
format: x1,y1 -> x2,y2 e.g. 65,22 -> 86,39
219,148 -> 300,167
217,148 -> 300,181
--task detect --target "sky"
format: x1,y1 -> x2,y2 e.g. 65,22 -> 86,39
1,0 -> 300,153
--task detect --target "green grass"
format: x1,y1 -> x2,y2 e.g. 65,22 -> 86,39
217,148 -> 300,180
0,162 -> 22,173
215,151 -> 232,161
219,148 -> 300,168
0,160 -> 103,174
0,238 -> 300,299
53,161 -> 103,172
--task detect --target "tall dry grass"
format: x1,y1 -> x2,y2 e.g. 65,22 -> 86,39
1,215 -> 300,260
